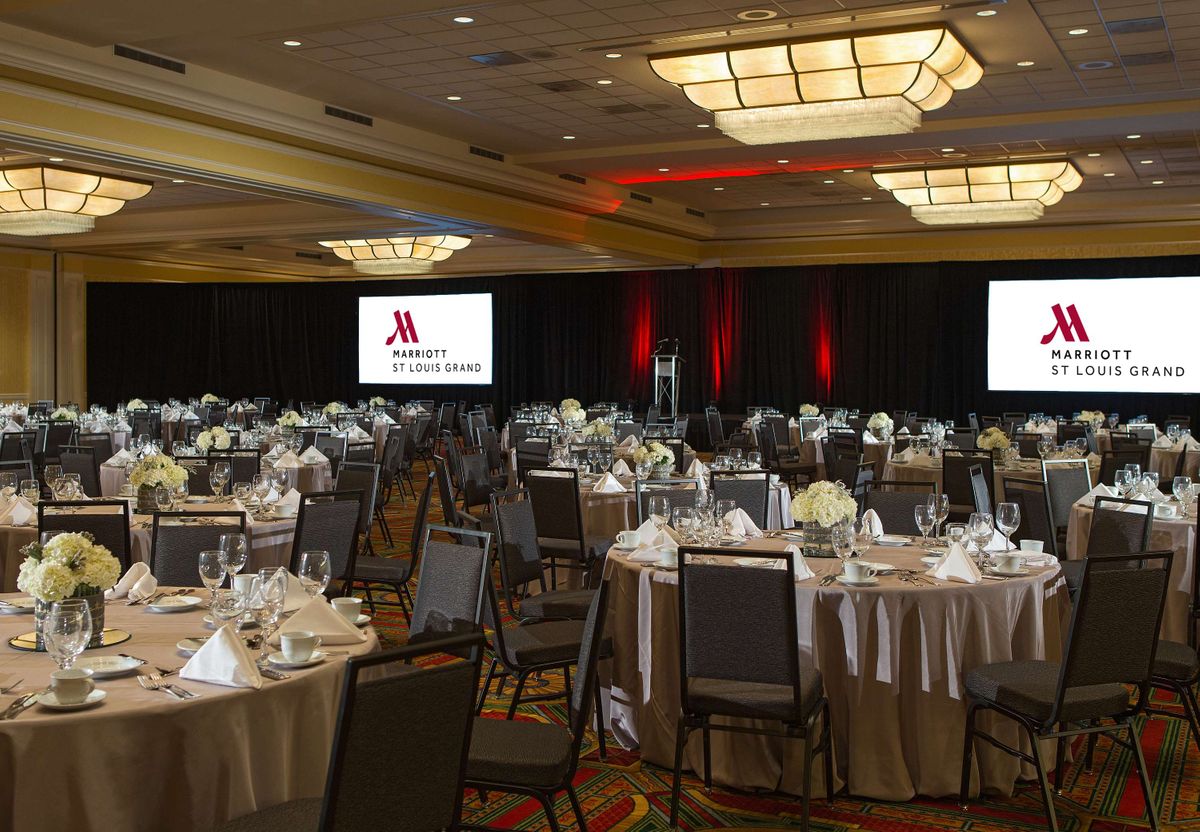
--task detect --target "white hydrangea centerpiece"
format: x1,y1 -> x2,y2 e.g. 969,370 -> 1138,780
580,418 -> 613,438
369,396 -> 388,407
18,532 -> 121,603
1078,409 -> 1105,426
49,407 -> 77,422
277,410 -> 304,428
560,398 -> 581,412
867,412 -> 894,433
798,403 -> 820,417
561,406 -> 585,425
196,426 -> 231,451
633,441 -> 674,468
323,401 -> 344,416
126,398 -> 146,410
789,481 -> 857,528
201,393 -> 220,404
129,454 -> 188,491
976,426 -> 1012,450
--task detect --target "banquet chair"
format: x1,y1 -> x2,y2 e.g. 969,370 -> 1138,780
969,465 -> 992,515
851,461 -> 875,512
335,411 -> 365,431
206,408 -> 227,427
647,405 -> 661,425
960,551 -> 1171,832
765,415 -> 793,454
1014,433 -> 1044,459
464,580 -> 610,832
289,490 -> 364,598
409,525 -> 492,645
41,422 -> 77,465
1165,415 -> 1191,430
943,451 -> 993,521
514,438 -> 550,486
38,500 -> 133,571
413,413 -> 435,464
351,470 -> 435,622
129,411 -> 160,443
437,402 -> 457,443
174,455 -> 216,496
149,511 -> 246,587
434,455 -> 481,536
1042,459 -> 1093,546
669,549 -> 832,831
59,445 -> 101,498
491,490 -> 595,622
209,451 -> 260,491
73,431 -> 113,460
616,421 -> 643,443
1000,478 -> 1058,558
477,426 -> 505,478
335,462 -> 380,555
711,470 -> 770,529
822,434 -> 862,487
296,428 -> 328,453
968,412 -> 980,432
252,397 -> 270,413
1003,411 -> 1028,424
1087,497 -> 1154,557
705,407 -> 728,453
635,478 -> 702,526
893,410 -> 911,426
0,459 -> 34,485
218,632 -> 484,832
756,423 -> 818,487
457,448 -> 501,529
315,433 -> 348,464
416,399 -> 435,413
0,430 -> 37,462
468,410 -> 488,445
1098,449 -> 1150,486
527,467 -> 612,589
862,480 -> 936,535
847,416 -> 868,435
345,442 -> 376,464
943,429 -> 978,450
673,417 -> 689,438
1058,422 -> 1087,445
663,436 -> 687,473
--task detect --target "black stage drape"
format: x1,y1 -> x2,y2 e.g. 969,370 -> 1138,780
86,254 -> 1200,424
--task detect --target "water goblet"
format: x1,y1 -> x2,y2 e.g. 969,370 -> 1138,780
729,448 -> 744,469
43,464 -> 63,494
212,461 -> 231,499
746,451 -> 763,470
233,481 -> 252,505
1123,463 -> 1142,484
635,461 -> 651,481
218,532 -> 248,582
198,550 -> 225,605
671,507 -> 695,544
20,479 -> 39,503
298,550 -> 331,598
252,473 -> 271,518
43,599 -> 93,670
995,502 -> 1021,551
927,493 -> 949,539
210,589 -> 246,633
716,499 -> 737,535
1141,471 -> 1160,498
913,504 -> 935,543
0,472 -> 16,498
1173,476 -> 1193,517
968,512 -> 995,569
154,485 -> 173,513
832,524 -> 855,573
1113,469 -> 1132,497
648,496 -> 671,533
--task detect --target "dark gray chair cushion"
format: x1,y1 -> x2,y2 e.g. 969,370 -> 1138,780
520,589 -> 595,620
501,619 -> 612,666
467,716 -> 572,788
538,535 -> 613,562
687,671 -> 824,722
965,660 -> 1130,723
353,555 -> 410,581
1153,640 -> 1200,681
216,798 -> 320,831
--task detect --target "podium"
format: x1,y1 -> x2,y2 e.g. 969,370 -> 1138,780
652,340 -> 683,419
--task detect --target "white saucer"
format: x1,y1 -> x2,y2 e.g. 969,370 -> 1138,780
202,615 -> 259,629
875,535 -> 909,547
920,555 -> 941,567
856,561 -> 895,574
146,595 -> 203,613
267,650 -> 327,669
0,597 -> 36,614
612,543 -> 639,552
835,575 -> 880,587
354,614 -> 370,627
37,689 -> 107,710
176,637 -> 207,655
989,567 -> 1030,577
75,655 -> 142,678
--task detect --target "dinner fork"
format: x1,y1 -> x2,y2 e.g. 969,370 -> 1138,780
137,674 -> 180,699
148,673 -> 196,699
0,678 -> 23,695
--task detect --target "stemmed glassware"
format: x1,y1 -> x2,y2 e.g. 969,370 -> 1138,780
995,502 -> 1021,551
926,493 -> 949,540
43,464 -> 63,496
44,599 -> 93,670
913,504 -> 935,544
211,589 -> 247,634
715,499 -> 737,535
251,474 -> 272,518
832,524 -> 855,574
155,485 -> 173,513
298,550 -> 331,598
1114,469 -> 1132,497
198,550 -> 226,606
671,507 -> 695,544
217,533 -> 248,584
648,496 -> 671,533
968,512 -> 995,569
210,461 -> 231,501
249,570 -> 287,667
746,451 -> 763,469
0,472 -> 17,497
1174,476 -> 1193,518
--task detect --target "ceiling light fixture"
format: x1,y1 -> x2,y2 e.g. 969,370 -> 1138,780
318,235 -> 472,275
1126,134 -> 1141,139
1140,159 -> 1153,164
736,9 -> 778,22
171,179 -> 185,184
283,40 -> 303,47
648,27 -> 982,144
760,202 -> 770,205
823,179 -> 835,183
1152,180 -> 1164,184
0,165 -> 153,236
941,147 -> 955,152
597,79 -> 612,85
843,169 -> 854,173
976,9 -> 997,16
861,196 -> 873,200
1103,172 -> 1115,177
562,135 -> 576,140
777,159 -> 789,163
446,95 -> 462,101
1068,28 -> 1089,35
872,159 -> 1082,225
605,52 -> 622,59
1016,60 -> 1035,67
453,16 -> 474,24
696,123 -> 710,128
713,186 -> 725,190
658,167 -> 670,172
47,157 -> 64,162
1086,152 -> 1101,157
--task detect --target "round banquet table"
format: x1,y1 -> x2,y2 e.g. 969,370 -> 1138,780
883,456 -> 1100,499
0,500 -> 296,593
1065,497 -> 1197,642
603,539 -> 1069,801
99,459 -> 332,499
0,591 -> 378,832
79,426 -> 130,452
787,429 -> 893,479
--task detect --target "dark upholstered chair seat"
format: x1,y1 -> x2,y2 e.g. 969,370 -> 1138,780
353,555 -> 410,581
964,660 -> 1130,723
1060,559 -> 1083,595
468,715 -> 573,788
538,535 -> 612,562
217,798 -> 320,831
1153,640 -> 1200,681
687,672 -> 824,722
519,588 -> 596,620
500,619 -> 612,666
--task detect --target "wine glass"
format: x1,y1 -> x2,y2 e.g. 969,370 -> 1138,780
210,589 -> 246,633
212,461 -> 231,500
43,599 -> 93,670
1173,476 -> 1193,517
252,473 -> 271,518
832,524 -> 855,572
43,464 -> 63,495
746,451 -> 763,470
155,485 -> 173,513
648,495 -> 671,532
729,448 -> 744,468
0,471 -> 16,497
248,577 -> 285,667
233,481 -> 252,505
968,512 -> 995,569
298,550 -> 331,598
995,502 -> 1021,551
913,504 -> 935,543
218,532 -> 248,582
172,479 -> 189,509
927,493 -> 949,539
198,550 -> 225,605
20,479 -> 39,503
1122,463 -> 1142,485
853,518 -> 875,555
1113,469 -> 1132,497
716,499 -> 737,535
271,468 -> 291,497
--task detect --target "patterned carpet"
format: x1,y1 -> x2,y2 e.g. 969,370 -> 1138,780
363,459 -> 1199,831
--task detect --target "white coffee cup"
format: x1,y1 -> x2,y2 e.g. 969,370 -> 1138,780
1155,503 -> 1178,519
273,503 -> 297,518
331,597 -> 363,624
280,630 -> 322,663
616,530 -> 640,548
51,668 -> 94,705
994,553 -> 1023,573
1019,539 -> 1044,553
843,561 -> 877,582
232,574 -> 256,596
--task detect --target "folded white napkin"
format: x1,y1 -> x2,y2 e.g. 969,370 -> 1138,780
113,420 -> 131,432
273,450 -> 302,469
375,413 -> 395,425
349,425 -> 371,440
180,623 -> 262,689
897,427 -> 910,436
628,529 -> 680,563
183,411 -> 200,421
300,447 -> 327,465
618,434 -> 640,449
2,421 -> 22,433
1085,483 -> 1116,501
105,448 -> 134,466
611,458 -> 632,477
779,543 -> 816,580
104,562 -> 157,601
806,426 -> 826,440
633,518 -> 661,546
549,459 -> 570,468
275,488 -> 302,510
685,458 -> 707,479
1182,435 -> 1200,451
282,571 -> 310,613
724,507 -> 763,538
0,496 -> 35,527
926,541 -> 982,584
592,472 -> 626,493
1152,434 -> 1172,448
861,509 -> 884,537
862,430 -> 879,445
270,597 -> 368,645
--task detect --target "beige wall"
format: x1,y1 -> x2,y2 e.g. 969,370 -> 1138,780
0,249 -> 54,403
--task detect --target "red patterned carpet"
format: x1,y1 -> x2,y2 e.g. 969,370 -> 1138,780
365,461 -> 1199,831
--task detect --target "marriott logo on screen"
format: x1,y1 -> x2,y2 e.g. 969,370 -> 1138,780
385,310 -> 419,345
1039,301 -> 1183,380
1039,303 -> 1088,344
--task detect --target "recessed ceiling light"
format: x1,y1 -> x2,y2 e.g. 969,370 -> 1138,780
282,40 -> 303,47
842,169 -> 854,173
1140,159 -> 1154,164
1126,134 -> 1141,139
597,79 -> 612,85
713,187 -> 725,191
976,8 -> 997,15
861,196 -> 872,201
737,9 -> 778,22
47,157 -> 64,162
1068,28 -> 1089,35
941,147 -> 956,152
484,234 -> 495,237
658,167 -> 670,172
1152,180 -> 1164,184
446,95 -> 462,101
1087,152 -> 1101,157
453,16 -> 474,23
604,52 -> 622,59
1078,60 -> 1114,70
1103,172 -> 1116,177
760,202 -> 770,206
696,123 -> 710,128
823,179 -> 835,184
1017,60 -> 1035,67
594,255 -> 613,258
562,135 -> 576,140
171,179 -> 185,184
776,159 -> 789,164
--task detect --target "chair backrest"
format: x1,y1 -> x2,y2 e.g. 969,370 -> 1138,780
969,464 -> 992,514
433,456 -> 463,527
1165,415 -> 1191,430
74,432 -> 113,460
863,481 -> 935,535
943,451 -> 993,512
490,490 -> 546,602
321,632 -> 483,832
710,471 -> 769,528
316,434 -> 348,462
615,421 -> 643,443
942,429 -> 978,450
705,407 -> 724,449
1001,477 -> 1058,558
678,548 -> 804,710
1042,458 -> 1093,532
44,422 -> 77,458
1049,551 -> 1171,726
174,455 -> 215,496
525,467 -> 585,543
1098,449 -> 1151,486
410,525 -> 492,641
565,580 -> 611,763
0,430 -> 37,462
477,426 -> 503,471
149,511 -> 246,586
634,478 -> 702,525
662,436 -> 687,474
1086,496 -> 1154,556
336,462 -> 380,540
38,501 -> 133,571
59,446 -> 100,497
289,490 -> 364,584
0,459 -> 34,483
1013,433 -> 1043,459
208,451 -> 260,490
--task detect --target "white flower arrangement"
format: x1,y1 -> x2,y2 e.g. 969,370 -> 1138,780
976,426 -> 1012,450
632,441 -> 674,467
195,426 -> 231,451
560,398 -> 581,412
17,532 -> 121,602
789,481 -> 857,528
201,393 -> 220,404
126,398 -> 146,410
129,454 -> 188,491
1078,409 -> 1105,425
49,407 -> 77,422
580,418 -> 613,438
798,404 -> 820,417
323,401 -> 344,416
369,396 -> 388,407
277,410 -> 304,428
561,406 -> 585,425
867,412 -> 894,433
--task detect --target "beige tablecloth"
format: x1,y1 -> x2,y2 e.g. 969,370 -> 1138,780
579,478 -> 793,540
1065,498 -> 1197,642
883,457 -> 1100,499
604,540 -> 1068,801
788,430 -> 893,479
0,592 -> 377,831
